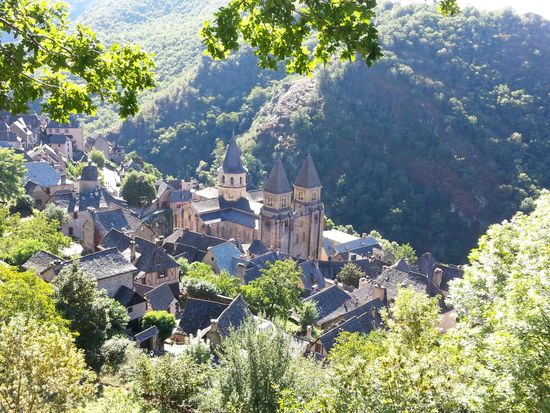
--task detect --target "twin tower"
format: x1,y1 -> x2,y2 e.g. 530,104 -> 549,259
217,138 -> 324,259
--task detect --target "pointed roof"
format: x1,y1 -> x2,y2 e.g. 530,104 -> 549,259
263,158 -> 292,194
221,137 -> 247,174
294,154 -> 321,188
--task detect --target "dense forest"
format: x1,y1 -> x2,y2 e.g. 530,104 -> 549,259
76,0 -> 550,262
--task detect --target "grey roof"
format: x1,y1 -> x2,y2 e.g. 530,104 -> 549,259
247,239 -> 269,256
299,260 -> 326,291
216,294 -> 251,338
80,164 -> 99,181
374,266 -> 441,302
134,325 -> 159,343
24,162 -> 62,187
317,258 -> 379,280
304,285 -> 351,322
192,198 -> 221,213
317,296 -> 384,326
179,298 -> 228,335
169,190 -> 192,203
263,158 -> 292,194
392,258 -> 411,273
334,236 -> 380,256
294,154 -> 321,188
416,252 -> 463,292
164,229 -> 226,255
76,248 -> 136,281
134,282 -> 154,296
114,285 -> 146,307
209,242 -> 242,273
221,137 -> 247,174
51,188 -> 117,213
22,250 -> 62,274
92,209 -> 145,238
200,208 -> 256,229
145,282 -> 178,311
317,311 -> 378,353
49,134 -> 67,144
134,238 -> 179,273
100,228 -> 132,252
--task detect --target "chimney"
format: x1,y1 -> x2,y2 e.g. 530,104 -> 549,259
129,240 -> 136,262
156,235 -> 165,246
433,267 -> 443,288
373,284 -> 387,303
210,319 -> 218,333
350,253 -> 357,261
306,325 -> 312,341
236,263 -> 246,285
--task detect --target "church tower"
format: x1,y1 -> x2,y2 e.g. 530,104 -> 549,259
217,136 -> 247,201
260,158 -> 293,253
289,154 -> 324,259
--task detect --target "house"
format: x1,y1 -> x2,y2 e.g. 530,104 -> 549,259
114,285 -> 147,330
48,134 -> 73,160
27,144 -> 67,171
163,229 -> 226,261
178,298 -> 228,338
144,282 -> 179,314
83,208 -> 155,252
416,252 -> 463,296
22,250 -> 63,282
24,162 -> 73,207
203,294 -> 251,347
87,135 -> 110,158
0,121 -> 21,148
24,181 -> 51,210
133,325 -> 162,351
202,241 -> 243,274
45,119 -> 85,152
100,229 -> 179,287
9,117 -> 35,149
299,260 -> 326,296
302,284 -> 351,325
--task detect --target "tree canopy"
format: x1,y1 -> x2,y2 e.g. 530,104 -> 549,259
141,310 -> 176,341
0,0 -> 155,120
0,148 -> 25,204
120,170 -> 157,206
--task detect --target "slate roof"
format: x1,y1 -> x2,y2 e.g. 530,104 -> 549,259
247,239 -> 269,256
49,134 -> 67,144
317,259 -> 379,280
220,137 -> 247,174
317,297 -> 384,327
416,252 -> 463,292
200,208 -> 256,229
193,197 -> 221,213
170,190 -> 192,203
179,298 -> 228,335
215,294 -> 251,338
145,282 -> 178,312
263,158 -> 292,194
164,229 -> 226,255
114,285 -> 146,307
134,282 -> 154,296
134,325 -> 159,343
81,164 -> 99,181
92,209 -> 146,238
100,228 -> 132,252
134,238 -> 179,273
76,248 -> 136,281
50,188 -> 118,213
209,242 -> 242,273
24,161 -> 62,187
22,250 -> 62,275
316,316 -> 370,354
246,189 -> 263,202
294,154 -> 321,188
334,236 -> 380,256
374,266 -> 441,302
304,285 -> 351,322
299,260 -> 326,291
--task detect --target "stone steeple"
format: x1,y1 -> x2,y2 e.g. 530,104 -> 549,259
220,135 -> 247,174
294,154 -> 322,189
263,158 -> 292,195
218,136 -> 247,200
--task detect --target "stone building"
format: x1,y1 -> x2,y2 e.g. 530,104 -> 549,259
181,137 -> 324,259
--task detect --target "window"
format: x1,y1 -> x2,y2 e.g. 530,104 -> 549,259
128,307 -> 133,313
230,177 -> 234,185
222,175 -> 225,184
239,177 -> 243,185
281,197 -> 287,207
298,191 -> 304,200
55,128 -> 60,133
267,197 -> 273,206
283,221 -> 288,232
65,128 -> 69,133
73,212 -> 78,219
312,190 -> 318,201
68,227 -> 73,236
159,271 -> 166,278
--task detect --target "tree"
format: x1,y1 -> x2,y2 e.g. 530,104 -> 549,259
369,229 -> 417,264
52,261 -> 126,369
296,300 -> 319,332
241,259 -> 303,320
0,316 -> 94,412
141,310 -> 176,341
0,265 -> 65,327
89,149 -> 107,168
0,148 -> 25,203
100,336 -> 131,374
0,0 -> 154,120
202,0 -> 459,75
447,191 -> 550,412
338,262 -> 363,288
43,203 -> 69,228
183,261 -> 241,297
120,170 -> 156,206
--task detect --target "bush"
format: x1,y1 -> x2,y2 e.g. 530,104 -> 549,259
89,149 -> 106,168
181,276 -> 221,298
141,311 -> 176,341
183,335 -> 211,364
101,336 -> 131,374
297,300 -> 319,331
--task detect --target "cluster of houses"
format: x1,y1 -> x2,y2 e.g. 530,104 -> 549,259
11,114 -> 463,356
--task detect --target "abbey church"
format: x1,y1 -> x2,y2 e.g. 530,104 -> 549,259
180,138 -> 324,259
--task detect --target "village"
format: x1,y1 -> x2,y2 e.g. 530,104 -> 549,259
1,111 -> 463,357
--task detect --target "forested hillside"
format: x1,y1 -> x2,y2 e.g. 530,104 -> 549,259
77,0 -> 550,262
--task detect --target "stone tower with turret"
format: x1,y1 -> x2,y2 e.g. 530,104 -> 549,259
217,136 -> 247,201
260,154 -> 324,259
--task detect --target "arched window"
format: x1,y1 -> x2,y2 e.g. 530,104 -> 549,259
267,197 -> 273,206
239,177 -> 243,185
230,177 -> 234,185
312,190 -> 318,201
281,197 -> 287,207
222,175 -> 225,184
298,191 -> 304,200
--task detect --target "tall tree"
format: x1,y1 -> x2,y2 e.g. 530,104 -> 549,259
0,148 -> 25,204
202,0 -> 459,75
0,0 -> 155,120
0,316 -> 94,413
338,262 -> 363,288
241,259 -> 303,319
120,170 -> 156,206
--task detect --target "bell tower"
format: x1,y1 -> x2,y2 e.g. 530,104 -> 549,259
290,154 -> 324,259
217,136 -> 247,201
260,158 -> 293,253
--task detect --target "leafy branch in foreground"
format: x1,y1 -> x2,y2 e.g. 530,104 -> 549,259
0,0 -> 155,121
201,0 -> 460,75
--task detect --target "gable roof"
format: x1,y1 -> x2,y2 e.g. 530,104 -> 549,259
299,260 -> 326,291
316,316 -> 370,354
317,296 -> 384,327
133,325 -> 159,343
215,294 -> 251,338
24,161 -> 62,187
170,189 -> 192,203
179,298 -> 228,335
304,284 -> 351,322
114,285 -> 146,307
100,228 -> 132,252
49,134 -> 67,144
92,209 -> 147,238
247,239 -> 269,257
76,248 -> 136,280
209,241 -> 242,273
145,282 -> 178,311
134,238 -> 179,273
374,266 -> 441,302
164,229 -> 226,254
22,250 -> 62,275
294,154 -> 321,188
220,137 -> 247,174
263,158 -> 292,194
334,236 -> 380,256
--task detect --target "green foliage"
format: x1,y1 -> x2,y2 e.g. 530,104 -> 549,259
141,310 -> 176,341
183,334 -> 212,365
181,276 -> 222,298
52,261 -> 127,369
89,149 -> 107,168
296,300 -> 319,331
183,261 -> 241,297
0,315 -> 94,412
369,229 -> 417,265
120,170 -> 156,206
0,208 -> 71,265
0,148 -> 25,203
100,336 -> 131,374
337,262 -> 363,288
241,259 -> 303,320
0,0 -> 154,120
43,203 -> 69,228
